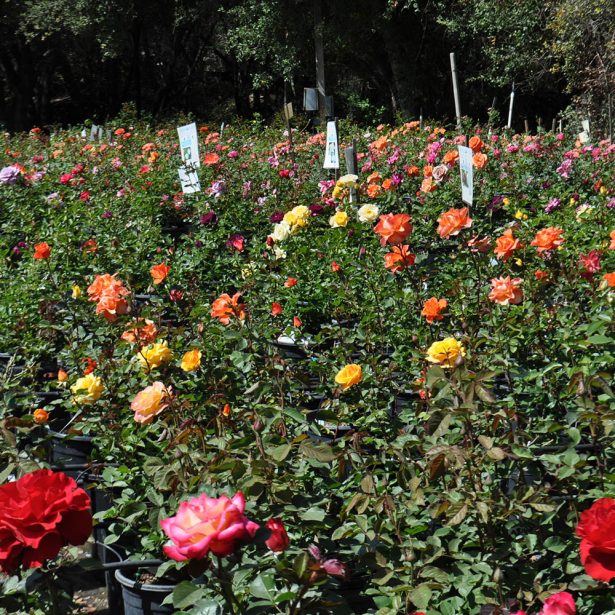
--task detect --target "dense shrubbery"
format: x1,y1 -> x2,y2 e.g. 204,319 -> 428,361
0,117 -> 614,614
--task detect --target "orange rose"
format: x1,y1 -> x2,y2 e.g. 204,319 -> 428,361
423,165 -> 433,178
95,292 -> 129,321
421,297 -> 448,324
494,229 -> 523,261
488,276 -> 523,305
382,178 -> 394,191
443,150 -> 459,165
535,270 -> 549,280
472,153 -> 488,169
87,274 -> 129,302
211,293 -> 246,325
420,177 -> 437,193
121,319 -> 158,344
150,263 -> 170,285
271,302 -> 283,316
406,165 -> 420,177
609,230 -> 615,250
437,207 -> 472,239
384,245 -> 415,273
33,242 -> 51,260
367,183 -> 382,198
374,213 -> 412,246
284,277 -> 298,287
33,409 -> 49,424
204,152 -> 220,165
367,171 -> 382,184
131,381 -> 171,424
469,136 -> 484,153
531,227 -> 565,254
602,272 -> 615,287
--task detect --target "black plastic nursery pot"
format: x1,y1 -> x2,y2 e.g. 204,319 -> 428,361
114,569 -> 176,615
47,429 -> 94,481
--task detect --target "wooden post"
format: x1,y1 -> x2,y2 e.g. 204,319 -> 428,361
507,82 -> 515,129
449,53 -> 461,129
524,119 -> 529,134
551,118 -> 556,132
344,138 -> 358,203
313,0 -> 326,126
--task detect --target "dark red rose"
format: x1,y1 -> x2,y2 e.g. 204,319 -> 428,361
269,211 -> 284,223
200,211 -> 218,225
264,518 -> 290,552
0,469 -> 92,574
576,498 -> 615,582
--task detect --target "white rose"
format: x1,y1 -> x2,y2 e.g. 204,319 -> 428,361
273,246 -> 287,260
357,203 -> 379,223
271,221 -> 291,242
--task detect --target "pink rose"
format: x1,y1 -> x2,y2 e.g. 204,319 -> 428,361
160,492 -> 259,560
540,591 -> 576,615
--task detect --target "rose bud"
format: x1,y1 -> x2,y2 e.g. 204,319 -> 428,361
264,518 -> 290,552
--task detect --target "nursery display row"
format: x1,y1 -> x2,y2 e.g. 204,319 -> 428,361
0,115 -> 614,614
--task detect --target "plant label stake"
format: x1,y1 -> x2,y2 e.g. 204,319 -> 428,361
449,52 -> 462,129
284,102 -> 295,164
178,165 -> 201,194
579,118 -> 590,143
89,124 -> 98,141
458,145 -> 473,206
323,119 -> 339,171
303,88 -> 318,111
220,122 -> 225,139
344,139 -> 358,203
507,82 -> 515,129
177,122 -> 200,169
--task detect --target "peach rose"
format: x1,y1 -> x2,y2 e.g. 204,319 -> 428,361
160,492 -> 259,560
488,276 -> 523,305
494,228 -> 523,261
437,207 -> 472,239
472,153 -> 488,169
531,227 -> 565,254
131,381 -> 171,424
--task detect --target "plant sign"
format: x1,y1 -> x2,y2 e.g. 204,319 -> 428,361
178,166 -> 201,194
177,122 -> 200,169
323,120 -> 339,169
458,144 -> 473,205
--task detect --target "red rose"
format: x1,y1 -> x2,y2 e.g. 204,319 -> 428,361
265,518 -> 290,552
0,469 -> 92,573
576,497 -> 615,581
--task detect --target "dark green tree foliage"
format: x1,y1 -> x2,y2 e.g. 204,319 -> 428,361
0,0 -> 612,131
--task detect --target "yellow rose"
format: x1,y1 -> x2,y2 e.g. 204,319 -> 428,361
357,204 -> 379,223
131,381 -> 171,424
600,186 -> 608,195
71,285 -> 82,299
138,341 -> 173,372
514,210 -> 528,220
180,349 -> 202,372
71,374 -> 104,404
426,338 -> 466,368
335,364 -> 362,391
291,205 -> 310,221
332,185 -> 344,200
330,210 -> 349,228
283,211 -> 299,227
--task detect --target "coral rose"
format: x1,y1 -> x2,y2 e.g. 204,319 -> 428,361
211,293 -> 246,325
265,518 -> 290,552
121,319 -> 158,344
33,242 -> 51,260
602,272 -> 615,287
180,349 -> 202,372
531,227 -> 565,254
160,492 -> 259,560
0,469 -> 92,574
426,338 -> 465,368
472,153 -> 488,169
335,364 -> 362,391
150,262 -> 170,285
138,341 -> 173,372
95,292 -> 129,321
131,381 -> 171,424
373,213 -> 412,246
271,302 -> 283,316
384,244 -> 415,273
70,374 -> 104,404
488,276 -> 523,305
469,136 -> 484,153
437,207 -> 472,239
539,591 -> 576,615
422,297 -> 448,324
494,229 -> 523,261
33,408 -> 49,424
576,498 -> 615,582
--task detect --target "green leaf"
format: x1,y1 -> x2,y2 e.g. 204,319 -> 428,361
293,552 -> 309,579
249,574 -> 276,602
410,584 -> 432,610
269,443 -> 291,462
170,581 -> 205,609
191,599 -> 224,615
587,334 -> 611,345
299,440 -> 336,462
299,507 -> 326,522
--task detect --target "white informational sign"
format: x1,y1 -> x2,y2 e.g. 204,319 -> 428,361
323,120 -> 339,170
89,125 -> 98,141
97,126 -> 104,140
458,145 -> 474,206
283,103 -> 294,122
177,123 -> 200,168
80,128 -> 87,138
178,166 -> 201,194
582,119 -> 590,133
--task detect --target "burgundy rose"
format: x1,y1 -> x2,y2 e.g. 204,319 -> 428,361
269,211 -> 284,223
264,518 -> 290,553
200,211 -> 218,225
308,204 -> 324,216
0,469 -> 92,574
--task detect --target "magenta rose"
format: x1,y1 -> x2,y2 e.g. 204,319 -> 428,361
160,492 -> 259,560
0,469 -> 92,574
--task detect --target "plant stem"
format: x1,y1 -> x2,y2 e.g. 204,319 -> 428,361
216,556 -> 237,614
